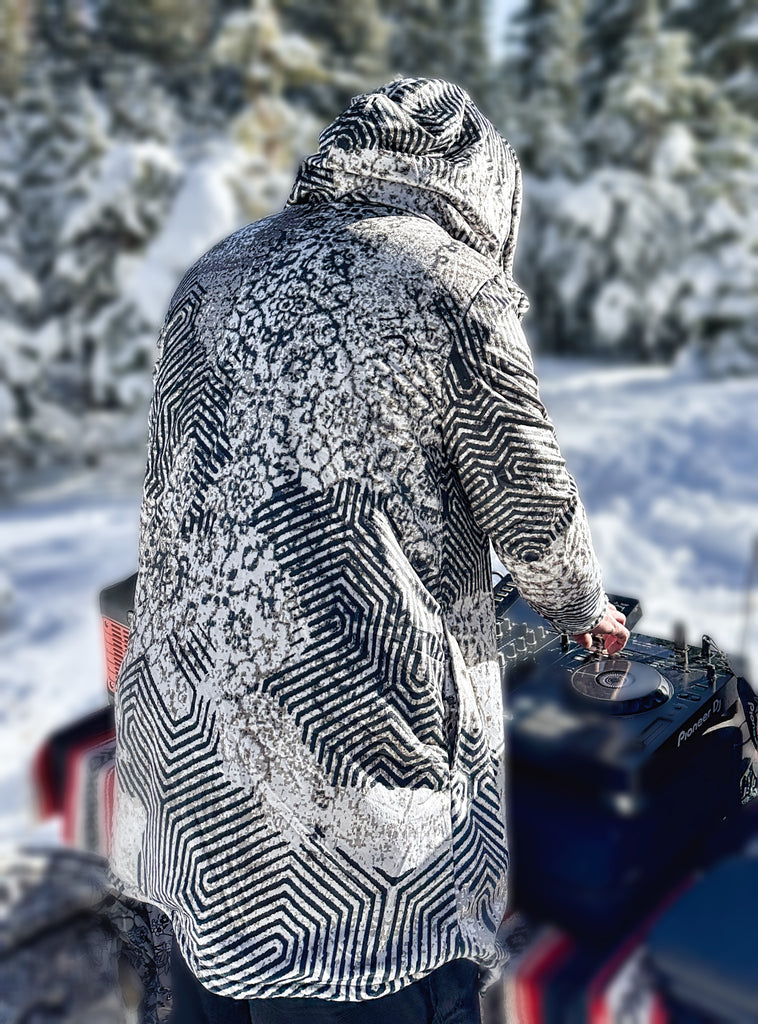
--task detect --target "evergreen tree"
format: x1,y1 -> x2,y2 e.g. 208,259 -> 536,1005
676,91 -> 758,374
677,192 -> 758,375
584,0 -> 758,362
514,0 -> 703,357
439,0 -> 491,111
0,0 -> 30,96
211,0 -> 338,218
514,0 -> 758,367
383,0 -> 492,114
584,0 -> 711,173
279,0 -> 386,71
672,0 -> 758,118
54,129 -> 182,410
580,0 -> 639,113
12,57 -> 116,299
98,0 -> 218,66
0,94 -> 41,477
503,0 -> 587,175
278,0 -> 390,115
383,0 -> 444,79
0,99 -> 33,325
0,52 -> 187,475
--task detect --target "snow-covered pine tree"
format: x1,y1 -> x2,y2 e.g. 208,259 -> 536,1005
53,72 -> 182,416
211,0 -> 340,220
584,0 -> 710,173
515,0 -> 748,361
580,0 -> 706,357
1,54 -> 184,473
581,0 -> 638,114
494,0 -> 593,354
384,0 -> 444,80
675,90 -> 758,376
0,61 -> 101,470
583,0 -> 758,366
0,94 -> 42,480
504,0 -> 587,176
277,0 -> 390,115
97,0 -> 218,66
437,0 -> 492,112
0,0 -> 30,96
671,0 -> 758,118
383,0 -> 492,113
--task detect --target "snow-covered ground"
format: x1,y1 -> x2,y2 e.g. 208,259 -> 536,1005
1,361 -> 756,844
537,358 -> 758,669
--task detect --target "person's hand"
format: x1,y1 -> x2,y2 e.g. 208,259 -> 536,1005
571,602 -> 629,656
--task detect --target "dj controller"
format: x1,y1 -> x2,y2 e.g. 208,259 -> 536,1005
494,579 -> 749,940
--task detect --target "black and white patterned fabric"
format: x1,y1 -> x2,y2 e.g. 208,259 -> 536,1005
110,78 -> 606,1001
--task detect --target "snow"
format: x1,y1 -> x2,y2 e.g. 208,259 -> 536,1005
652,123 -> 698,179
1,361 -> 757,846
545,174 -> 615,241
0,253 -> 39,307
523,169 -> 695,356
700,195 -> 744,240
735,13 -> 758,42
535,358 -> 758,668
125,151 -> 246,328
59,140 -> 181,248
592,279 -> 638,344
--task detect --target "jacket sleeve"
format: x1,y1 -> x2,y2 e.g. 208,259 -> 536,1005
441,275 -> 608,634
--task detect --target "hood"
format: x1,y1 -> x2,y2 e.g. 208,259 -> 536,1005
287,77 -> 529,319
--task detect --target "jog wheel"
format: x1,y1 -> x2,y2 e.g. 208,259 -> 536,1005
570,658 -> 672,715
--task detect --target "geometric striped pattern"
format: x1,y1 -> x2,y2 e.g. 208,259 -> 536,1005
440,282 -> 606,634
110,77 -> 605,1000
143,273 -> 234,541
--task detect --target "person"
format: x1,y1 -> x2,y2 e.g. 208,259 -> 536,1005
109,77 -> 629,1023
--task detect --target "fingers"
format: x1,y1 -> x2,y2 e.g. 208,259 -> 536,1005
571,632 -> 593,650
598,619 -> 630,654
570,604 -> 631,655
571,629 -> 628,654
602,631 -> 628,655
608,602 -> 626,626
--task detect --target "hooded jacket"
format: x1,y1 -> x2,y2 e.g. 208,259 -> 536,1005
110,78 -> 607,1001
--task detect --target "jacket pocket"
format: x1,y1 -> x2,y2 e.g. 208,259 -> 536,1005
442,623 -> 490,779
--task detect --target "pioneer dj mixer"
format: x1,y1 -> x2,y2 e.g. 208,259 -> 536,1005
494,580 -> 745,939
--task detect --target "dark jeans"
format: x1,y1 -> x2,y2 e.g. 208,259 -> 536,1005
167,937 -> 482,1024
